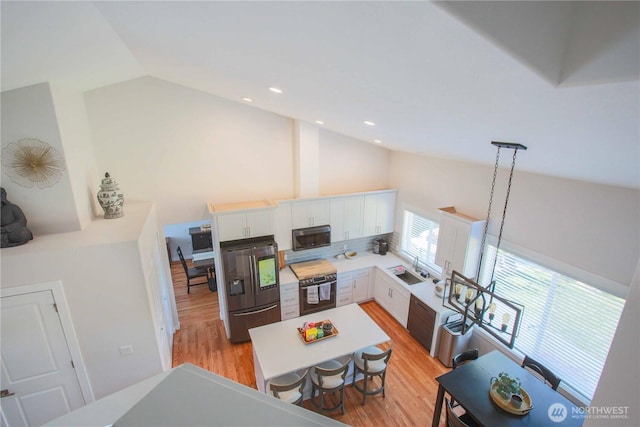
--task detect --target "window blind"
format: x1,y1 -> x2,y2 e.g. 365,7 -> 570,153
401,210 -> 440,269
479,245 -> 625,400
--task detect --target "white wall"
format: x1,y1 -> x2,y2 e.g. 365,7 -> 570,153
84,76 -> 394,251
0,203 -> 165,399
84,77 -> 295,227
1,83 -> 82,234
586,262 -> 640,426
319,129 -> 390,195
49,83 -> 101,227
389,151 -> 639,287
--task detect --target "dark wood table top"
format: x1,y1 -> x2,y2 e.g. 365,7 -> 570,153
436,350 -> 584,426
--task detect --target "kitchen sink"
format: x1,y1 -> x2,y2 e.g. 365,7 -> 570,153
388,266 -> 424,285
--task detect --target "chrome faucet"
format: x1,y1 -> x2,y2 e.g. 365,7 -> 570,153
413,256 -> 430,278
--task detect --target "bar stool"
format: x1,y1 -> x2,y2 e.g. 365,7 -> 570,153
351,345 -> 392,405
310,359 -> 350,414
268,370 -> 307,406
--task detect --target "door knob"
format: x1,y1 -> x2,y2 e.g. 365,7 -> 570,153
1,389 -> 15,398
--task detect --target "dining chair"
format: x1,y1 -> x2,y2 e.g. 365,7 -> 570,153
310,358 -> 350,414
177,246 -> 209,294
351,345 -> 392,405
452,348 -> 479,369
449,348 -> 479,408
521,355 -> 561,390
445,397 -> 479,427
268,370 -> 308,406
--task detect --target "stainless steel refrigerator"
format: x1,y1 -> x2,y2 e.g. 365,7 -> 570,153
221,236 -> 281,343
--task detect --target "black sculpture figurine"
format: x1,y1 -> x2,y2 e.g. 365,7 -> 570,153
1,187 -> 33,248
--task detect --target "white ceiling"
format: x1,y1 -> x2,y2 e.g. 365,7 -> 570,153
2,1 -> 639,189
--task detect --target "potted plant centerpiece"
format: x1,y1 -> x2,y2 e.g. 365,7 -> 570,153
491,372 -> 521,400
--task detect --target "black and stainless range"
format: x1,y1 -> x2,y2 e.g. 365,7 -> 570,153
289,259 -> 337,316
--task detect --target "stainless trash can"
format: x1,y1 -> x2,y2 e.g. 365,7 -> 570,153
437,321 -> 474,367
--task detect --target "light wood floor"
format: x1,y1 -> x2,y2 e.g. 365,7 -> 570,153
170,261 -> 449,426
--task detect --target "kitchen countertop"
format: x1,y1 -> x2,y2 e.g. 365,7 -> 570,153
280,251 -> 454,316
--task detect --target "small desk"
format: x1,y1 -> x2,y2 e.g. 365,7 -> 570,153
432,350 -> 583,426
249,303 -> 391,393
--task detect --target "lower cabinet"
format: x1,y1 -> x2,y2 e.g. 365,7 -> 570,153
352,269 -> 371,303
280,281 -> 299,320
337,268 -> 372,307
336,272 -> 354,307
374,269 -> 410,327
407,294 -> 436,352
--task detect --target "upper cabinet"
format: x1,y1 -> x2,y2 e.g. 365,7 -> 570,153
211,189 -> 396,247
434,206 -> 485,279
209,201 -> 276,242
290,199 -> 331,229
363,190 -> 396,236
330,195 -> 364,242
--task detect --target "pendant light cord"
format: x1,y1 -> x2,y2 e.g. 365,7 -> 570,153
478,147 -> 521,288
477,147 -> 501,282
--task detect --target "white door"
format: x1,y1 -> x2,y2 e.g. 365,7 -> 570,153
1,290 -> 85,426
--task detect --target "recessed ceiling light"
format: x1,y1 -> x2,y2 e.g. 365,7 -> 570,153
242,97 -> 253,102
269,87 -> 283,94
374,139 -> 382,144
315,120 -> 325,125
363,120 -> 376,126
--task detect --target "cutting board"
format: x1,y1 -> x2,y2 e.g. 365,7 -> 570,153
289,259 -> 337,279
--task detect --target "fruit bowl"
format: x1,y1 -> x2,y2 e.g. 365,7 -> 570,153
345,251 -> 357,259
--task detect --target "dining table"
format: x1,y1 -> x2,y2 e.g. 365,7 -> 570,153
432,350 -> 584,426
192,249 -> 216,291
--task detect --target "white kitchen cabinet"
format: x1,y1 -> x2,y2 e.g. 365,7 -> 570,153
363,191 -> 396,236
210,201 -> 277,242
216,209 -> 275,242
330,195 -> 364,242
352,268 -> 371,303
337,268 -> 371,307
290,199 -> 331,228
280,281 -> 299,320
374,269 -> 410,327
435,207 -> 485,279
336,272 -> 354,307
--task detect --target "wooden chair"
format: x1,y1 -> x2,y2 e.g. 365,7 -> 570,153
452,348 -> 479,369
177,246 -> 209,294
521,355 -> 561,390
310,359 -> 350,414
352,345 -> 392,405
445,398 -> 479,427
269,370 -> 307,406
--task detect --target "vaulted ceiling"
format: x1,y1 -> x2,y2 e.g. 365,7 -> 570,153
2,1 -> 638,189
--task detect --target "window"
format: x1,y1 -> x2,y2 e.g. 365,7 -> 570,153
478,245 -> 625,400
401,210 -> 440,271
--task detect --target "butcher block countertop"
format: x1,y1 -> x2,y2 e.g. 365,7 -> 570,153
288,258 -> 337,279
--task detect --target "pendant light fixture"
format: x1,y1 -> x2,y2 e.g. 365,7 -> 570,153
442,141 -> 528,349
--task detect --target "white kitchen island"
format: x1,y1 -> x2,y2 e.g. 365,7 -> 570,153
249,303 -> 391,393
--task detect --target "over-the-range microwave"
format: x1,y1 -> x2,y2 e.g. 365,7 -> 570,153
291,225 -> 331,251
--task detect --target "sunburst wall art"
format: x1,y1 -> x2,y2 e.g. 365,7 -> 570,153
2,138 -> 66,189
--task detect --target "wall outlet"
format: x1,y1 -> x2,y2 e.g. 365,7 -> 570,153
343,245 -> 347,251
119,345 -> 134,356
